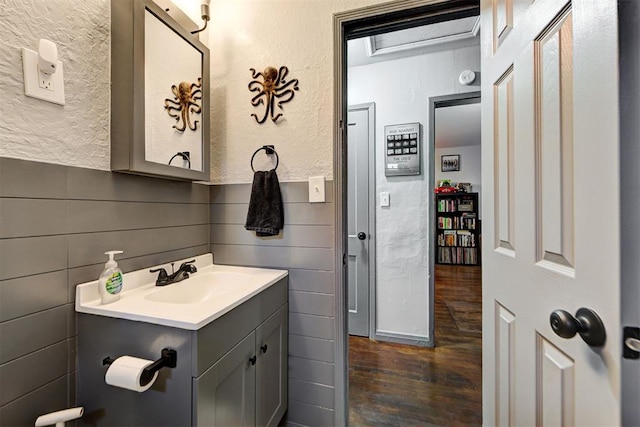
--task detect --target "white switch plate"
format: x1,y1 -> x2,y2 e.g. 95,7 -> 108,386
22,48 -> 65,105
309,176 -> 325,203
380,192 -> 390,207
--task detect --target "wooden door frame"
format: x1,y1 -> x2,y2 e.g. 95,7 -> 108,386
428,91 -> 481,342
333,1 -> 480,424
347,103 -> 377,339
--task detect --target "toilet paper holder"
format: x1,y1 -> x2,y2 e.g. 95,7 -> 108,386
103,348 -> 177,385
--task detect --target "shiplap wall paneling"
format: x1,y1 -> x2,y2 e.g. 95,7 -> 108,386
210,182 -> 335,427
0,158 -> 210,426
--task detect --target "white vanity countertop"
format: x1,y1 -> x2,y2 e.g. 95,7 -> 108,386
75,254 -> 288,330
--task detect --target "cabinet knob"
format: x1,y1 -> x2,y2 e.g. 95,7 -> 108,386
261,344 -> 268,354
249,355 -> 257,366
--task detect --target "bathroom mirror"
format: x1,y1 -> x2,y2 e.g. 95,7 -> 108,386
111,0 -> 210,181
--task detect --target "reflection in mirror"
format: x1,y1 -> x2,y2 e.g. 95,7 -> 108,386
145,9 -> 203,171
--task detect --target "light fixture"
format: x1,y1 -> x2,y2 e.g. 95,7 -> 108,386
191,0 -> 210,34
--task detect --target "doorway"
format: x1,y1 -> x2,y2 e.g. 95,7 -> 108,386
431,91 -> 482,341
341,3 -> 482,425
338,0 -> 633,425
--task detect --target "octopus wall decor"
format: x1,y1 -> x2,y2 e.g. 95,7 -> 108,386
248,66 -> 299,124
164,78 -> 202,132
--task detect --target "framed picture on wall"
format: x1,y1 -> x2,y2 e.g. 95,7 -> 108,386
441,154 -> 460,172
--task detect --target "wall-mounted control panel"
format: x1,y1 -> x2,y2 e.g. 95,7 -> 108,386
384,122 -> 421,176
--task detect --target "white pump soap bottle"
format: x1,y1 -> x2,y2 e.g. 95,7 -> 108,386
99,250 -> 124,304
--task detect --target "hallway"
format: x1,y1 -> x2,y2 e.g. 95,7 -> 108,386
348,265 -> 482,426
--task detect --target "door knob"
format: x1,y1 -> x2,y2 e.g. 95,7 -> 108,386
357,232 -> 366,240
549,307 -> 606,347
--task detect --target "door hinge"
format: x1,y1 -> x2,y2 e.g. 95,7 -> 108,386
342,253 -> 347,266
623,326 -> 640,359
339,120 -> 343,129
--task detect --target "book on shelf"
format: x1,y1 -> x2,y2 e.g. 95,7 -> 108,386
461,213 -> 476,230
437,247 -> 478,265
444,230 -> 456,246
456,230 -> 475,247
438,217 -> 453,229
458,201 -> 474,212
437,199 -> 457,212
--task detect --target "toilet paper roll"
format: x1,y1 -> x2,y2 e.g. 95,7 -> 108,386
105,356 -> 159,392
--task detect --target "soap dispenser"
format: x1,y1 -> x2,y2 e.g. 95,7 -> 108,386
99,250 -> 124,304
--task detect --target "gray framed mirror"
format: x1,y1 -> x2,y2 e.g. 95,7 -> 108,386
111,0 -> 210,181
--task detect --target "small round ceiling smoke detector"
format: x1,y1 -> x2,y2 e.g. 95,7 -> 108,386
459,70 -> 476,86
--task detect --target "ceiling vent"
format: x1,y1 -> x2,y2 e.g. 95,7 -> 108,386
365,16 -> 480,57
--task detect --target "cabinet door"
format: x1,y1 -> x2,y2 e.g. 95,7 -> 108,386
255,304 -> 288,427
194,331 -> 256,427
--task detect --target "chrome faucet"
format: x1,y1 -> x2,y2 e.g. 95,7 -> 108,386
150,260 -> 197,286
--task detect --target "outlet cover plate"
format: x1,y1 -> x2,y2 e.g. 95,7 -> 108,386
22,48 -> 65,105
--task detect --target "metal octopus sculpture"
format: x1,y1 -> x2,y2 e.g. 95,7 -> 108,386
248,66 -> 299,124
164,78 -> 202,132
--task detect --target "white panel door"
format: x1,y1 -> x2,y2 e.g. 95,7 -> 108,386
481,0 -> 621,424
347,108 -> 371,337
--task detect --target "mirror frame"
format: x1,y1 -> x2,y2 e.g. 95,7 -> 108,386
111,0 -> 210,181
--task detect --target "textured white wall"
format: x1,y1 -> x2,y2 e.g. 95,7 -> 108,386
1,0 -> 386,180
0,0 -> 111,170
0,0 -> 203,172
207,0 -> 387,184
348,44 -> 480,338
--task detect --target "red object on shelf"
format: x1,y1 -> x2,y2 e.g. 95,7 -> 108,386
435,186 -> 458,193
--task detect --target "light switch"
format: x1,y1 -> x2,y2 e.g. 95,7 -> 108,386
309,176 -> 325,203
380,192 -> 390,207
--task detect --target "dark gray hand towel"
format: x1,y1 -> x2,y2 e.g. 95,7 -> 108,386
245,169 -> 284,236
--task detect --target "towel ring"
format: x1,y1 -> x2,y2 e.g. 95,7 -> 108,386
251,145 -> 279,172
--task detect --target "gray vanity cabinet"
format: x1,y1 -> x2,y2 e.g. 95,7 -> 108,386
194,304 -> 288,427
77,276 -> 287,427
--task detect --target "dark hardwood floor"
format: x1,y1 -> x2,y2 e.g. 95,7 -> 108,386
348,265 -> 482,426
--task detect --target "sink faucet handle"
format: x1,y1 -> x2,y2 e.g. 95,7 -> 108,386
150,267 -> 168,279
179,260 -> 197,273
150,267 -> 171,286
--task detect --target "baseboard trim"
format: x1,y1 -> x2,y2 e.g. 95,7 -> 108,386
373,331 -> 433,347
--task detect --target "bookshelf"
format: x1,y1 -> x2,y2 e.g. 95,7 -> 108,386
435,192 -> 480,265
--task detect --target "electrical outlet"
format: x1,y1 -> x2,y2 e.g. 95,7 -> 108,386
22,47 -> 65,105
38,71 -> 54,91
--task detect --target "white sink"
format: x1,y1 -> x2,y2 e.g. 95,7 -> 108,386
145,272 -> 252,304
75,254 -> 287,330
